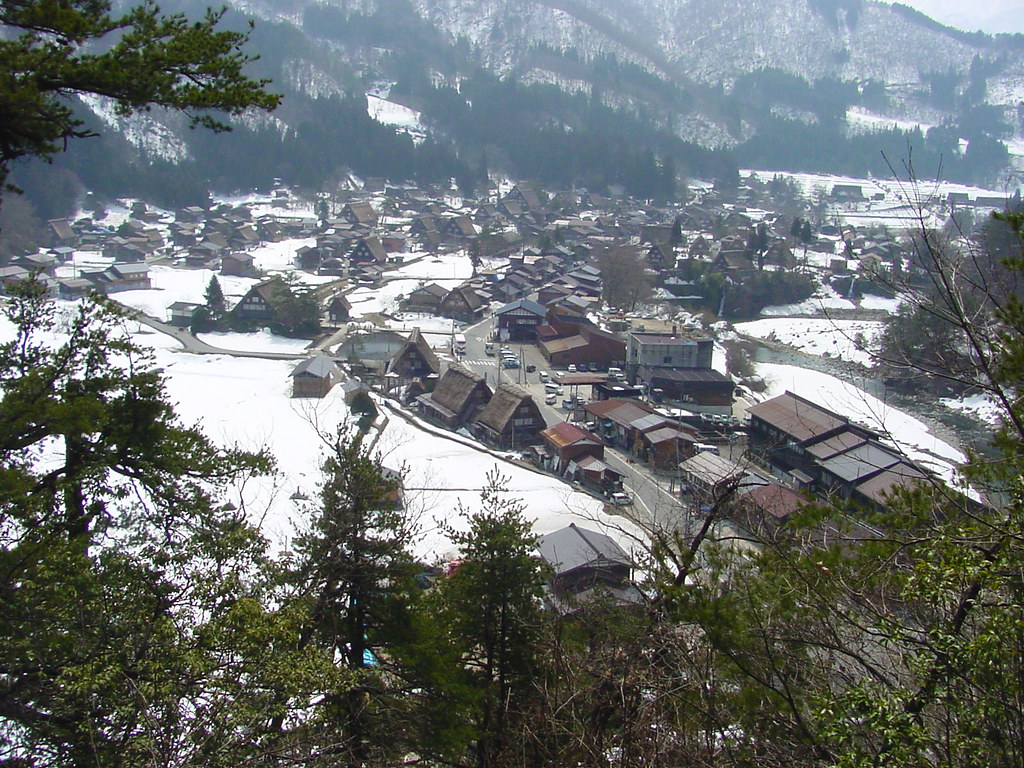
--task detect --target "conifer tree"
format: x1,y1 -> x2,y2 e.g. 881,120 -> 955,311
290,430 -> 418,766
433,472 -> 547,768
204,274 -> 226,315
0,277 -> 341,766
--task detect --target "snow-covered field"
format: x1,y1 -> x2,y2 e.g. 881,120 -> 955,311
150,342 -> 633,562
1,300 -> 636,564
736,318 -> 883,367
759,288 -> 856,316
195,330 -> 313,354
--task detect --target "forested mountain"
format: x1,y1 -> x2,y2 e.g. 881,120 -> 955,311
19,0 -> 1024,212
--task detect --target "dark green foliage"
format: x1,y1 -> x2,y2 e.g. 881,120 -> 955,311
204,275 -> 226,314
190,304 -> 217,334
289,430 -> 417,766
0,194 -> 44,260
430,473 -> 548,768
0,278 -> 353,766
724,271 -> 814,318
350,390 -> 378,433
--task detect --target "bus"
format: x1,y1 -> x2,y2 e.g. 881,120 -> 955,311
453,333 -> 467,355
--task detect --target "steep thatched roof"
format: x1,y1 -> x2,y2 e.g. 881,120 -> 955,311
431,363 -> 490,413
386,327 -> 440,376
474,382 -> 532,433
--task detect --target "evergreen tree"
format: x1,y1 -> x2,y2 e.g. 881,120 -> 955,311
0,277 -> 342,766
434,472 -> 547,768
290,430 -> 418,766
670,215 -> 684,246
204,274 -> 226,315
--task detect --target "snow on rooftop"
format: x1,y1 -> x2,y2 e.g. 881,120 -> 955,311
757,361 -> 970,492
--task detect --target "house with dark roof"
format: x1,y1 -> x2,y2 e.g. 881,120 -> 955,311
505,184 -> 544,212
386,328 -> 440,382
442,215 -> 477,239
416,363 -> 492,429
746,391 -> 934,513
494,298 -> 547,342
643,367 -> 734,408
221,251 -> 257,277
537,314 -> 626,370
349,235 -> 388,264
403,283 -> 449,314
636,425 -> 698,470
167,301 -> 201,327
342,202 -> 378,226
230,277 -> 295,324
569,454 -> 626,495
537,523 -> 636,604
582,398 -> 658,451
291,354 -> 341,398
439,285 -> 484,323
473,382 -> 545,449
326,294 -> 352,324
679,452 -> 767,500
47,219 -> 78,249
81,262 -> 151,294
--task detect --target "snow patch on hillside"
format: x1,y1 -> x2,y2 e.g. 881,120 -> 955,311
366,93 -> 427,141
845,106 -> 933,135
78,95 -> 190,163
736,318 -> 883,367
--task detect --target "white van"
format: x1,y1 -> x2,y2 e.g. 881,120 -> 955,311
544,382 -> 562,395
607,367 -> 624,380
538,371 -> 549,382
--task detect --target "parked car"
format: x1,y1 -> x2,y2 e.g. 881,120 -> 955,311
609,491 -> 632,506
545,393 -> 557,405
539,371 -> 549,382
567,364 -> 577,372
503,358 -> 521,369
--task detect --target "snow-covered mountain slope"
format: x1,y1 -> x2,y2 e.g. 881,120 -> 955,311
76,0 -> 1024,188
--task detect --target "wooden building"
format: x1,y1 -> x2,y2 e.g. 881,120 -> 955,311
537,523 -> 636,604
473,382 -> 545,449
290,354 -> 341,398
416,363 -> 492,429
385,328 -> 440,381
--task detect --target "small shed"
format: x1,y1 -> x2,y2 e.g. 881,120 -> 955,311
290,354 -> 341,398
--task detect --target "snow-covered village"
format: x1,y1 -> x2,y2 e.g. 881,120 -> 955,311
10,0 -> 1024,760
2,171 -> 1006,562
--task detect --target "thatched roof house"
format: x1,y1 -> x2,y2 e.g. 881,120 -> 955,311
386,328 -> 440,382
473,382 -> 545,449
416,363 -> 492,429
